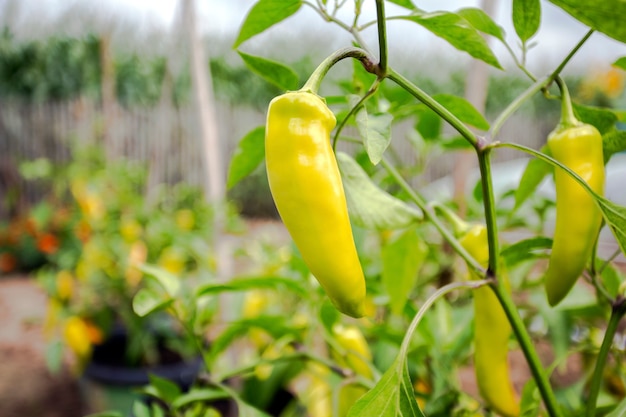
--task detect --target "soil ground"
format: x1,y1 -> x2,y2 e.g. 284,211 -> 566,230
0,275 -> 86,417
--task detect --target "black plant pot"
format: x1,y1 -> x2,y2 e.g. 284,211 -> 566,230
81,327 -> 204,416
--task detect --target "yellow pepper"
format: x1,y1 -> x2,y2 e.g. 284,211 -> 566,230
544,80 -> 605,306
265,91 -> 366,318
459,225 -> 519,417
331,324 -> 373,379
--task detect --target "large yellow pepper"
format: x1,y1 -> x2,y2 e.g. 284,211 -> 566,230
544,81 -> 605,306
459,225 -> 519,417
265,91 -> 366,318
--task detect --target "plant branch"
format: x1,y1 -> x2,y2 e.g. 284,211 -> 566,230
490,75 -> 551,139
375,0 -> 388,75
381,157 -> 484,274
476,147 -> 499,275
549,29 -> 594,81
333,79 -> 381,149
585,300 -> 626,417
492,283 -> 563,417
386,68 -> 479,148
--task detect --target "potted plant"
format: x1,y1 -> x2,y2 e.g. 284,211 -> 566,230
36,145 -> 220,414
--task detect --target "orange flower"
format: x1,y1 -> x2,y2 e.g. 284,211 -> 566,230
37,233 -> 60,255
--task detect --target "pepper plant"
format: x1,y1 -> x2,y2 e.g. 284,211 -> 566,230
223,0 -> 626,416
122,1 -> 626,417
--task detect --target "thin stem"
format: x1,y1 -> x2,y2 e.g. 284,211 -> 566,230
490,75 -> 551,139
375,0 -> 388,75
301,47 -> 379,94
492,284 -> 563,417
598,249 -> 622,275
587,222 -> 614,304
400,279 -> 491,355
549,29 -> 594,80
332,79 -> 381,150
381,157 -> 484,274
477,148 -> 499,275
386,68 -> 479,148
303,1 -> 371,50
502,40 -> 537,81
585,301 -> 626,417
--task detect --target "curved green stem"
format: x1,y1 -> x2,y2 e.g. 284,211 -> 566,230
301,47 -> 379,94
585,301 -> 626,417
493,142 -> 600,199
381,157 -> 484,274
332,79 -> 381,150
554,76 -> 580,128
492,283 -> 563,417
400,279 -> 491,355
386,68 -> 479,148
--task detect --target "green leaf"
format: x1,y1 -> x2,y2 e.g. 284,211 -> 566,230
613,57 -> 626,71
337,152 -> 422,230
548,0 -> 626,43
596,196 -> 626,259
238,52 -> 299,91
456,7 -> 506,42
172,388 -> 230,410
382,228 -> 428,315
432,94 -> 490,131
148,374 -> 182,404
138,264 -> 181,297
208,316 -> 293,363
602,130 -> 626,162
234,398 -> 273,417
514,146 -> 552,210
132,401 -> 151,417
513,0 -> 541,42
84,413 -> 124,417
196,276 -> 307,298
227,126 -> 265,189
415,109 -> 441,140
501,237 -> 552,267
573,103 -> 618,134
387,0 -> 417,10
347,356 -> 424,417
233,0 -> 302,48
519,378 -> 541,416
132,287 -> 173,317
399,12 -> 502,69
351,95 -> 394,164
606,396 -> 626,417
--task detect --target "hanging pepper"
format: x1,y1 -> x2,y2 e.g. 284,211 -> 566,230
265,91 -> 366,318
544,79 -> 605,306
459,224 -> 520,417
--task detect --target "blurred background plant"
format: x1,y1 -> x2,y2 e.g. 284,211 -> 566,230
16,143 -> 227,372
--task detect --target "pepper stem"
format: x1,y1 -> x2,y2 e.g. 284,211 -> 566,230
300,47 -> 378,94
555,76 -> 580,129
430,202 -> 471,237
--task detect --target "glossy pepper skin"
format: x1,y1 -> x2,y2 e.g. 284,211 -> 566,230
545,122 -> 605,306
265,91 -> 366,318
460,225 -> 519,417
